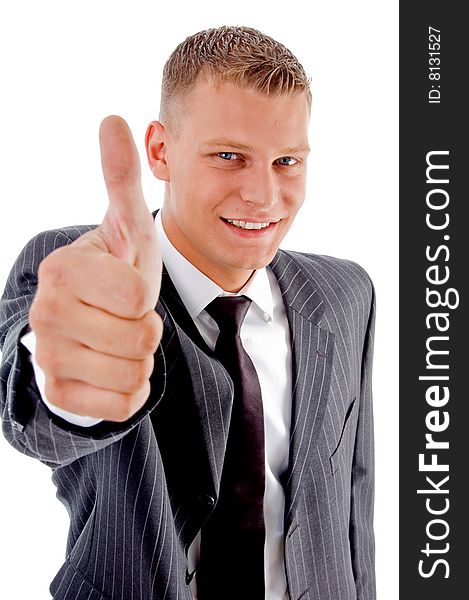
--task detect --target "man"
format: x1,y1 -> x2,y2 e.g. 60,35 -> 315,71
0,26 -> 376,600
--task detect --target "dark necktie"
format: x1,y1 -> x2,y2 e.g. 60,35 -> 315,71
197,295 -> 266,599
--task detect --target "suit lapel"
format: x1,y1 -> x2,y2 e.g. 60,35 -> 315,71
151,209 -> 234,494
269,250 -> 335,529
157,266 -> 234,497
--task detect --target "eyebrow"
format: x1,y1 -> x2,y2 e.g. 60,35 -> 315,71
202,138 -> 310,155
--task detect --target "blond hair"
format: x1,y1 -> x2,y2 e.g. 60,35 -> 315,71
160,25 -> 311,127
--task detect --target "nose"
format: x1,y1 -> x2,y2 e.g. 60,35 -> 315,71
239,163 -> 279,210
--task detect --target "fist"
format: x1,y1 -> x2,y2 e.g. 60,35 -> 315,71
29,116 -> 163,422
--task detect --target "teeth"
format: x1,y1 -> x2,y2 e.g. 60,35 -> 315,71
226,219 -> 272,230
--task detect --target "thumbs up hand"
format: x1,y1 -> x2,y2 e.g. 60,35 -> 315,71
29,116 -> 163,422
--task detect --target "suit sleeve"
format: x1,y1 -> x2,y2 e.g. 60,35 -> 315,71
349,269 -> 377,600
0,229 -> 166,469
20,329 -> 104,427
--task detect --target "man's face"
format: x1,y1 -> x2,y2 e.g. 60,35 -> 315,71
148,79 -> 310,291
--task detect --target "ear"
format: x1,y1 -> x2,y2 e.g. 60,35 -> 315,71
145,121 -> 170,182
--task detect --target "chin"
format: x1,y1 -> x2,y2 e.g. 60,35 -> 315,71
227,254 -> 276,271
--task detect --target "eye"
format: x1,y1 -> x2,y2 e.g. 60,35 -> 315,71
276,156 -> 298,166
217,152 -> 240,161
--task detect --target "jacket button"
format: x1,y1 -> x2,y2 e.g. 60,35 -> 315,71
197,494 -> 215,508
11,420 -> 24,432
185,568 -> 196,584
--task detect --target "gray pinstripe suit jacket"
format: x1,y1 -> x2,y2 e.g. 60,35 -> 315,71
0,210 -> 376,600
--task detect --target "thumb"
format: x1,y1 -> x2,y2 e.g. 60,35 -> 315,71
99,115 -> 161,306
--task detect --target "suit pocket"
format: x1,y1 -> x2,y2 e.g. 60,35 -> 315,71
329,396 -> 357,476
50,557 -> 110,599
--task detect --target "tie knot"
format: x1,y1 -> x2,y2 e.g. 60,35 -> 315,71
205,295 -> 252,336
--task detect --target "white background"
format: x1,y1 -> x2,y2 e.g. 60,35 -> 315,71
0,1 -> 398,598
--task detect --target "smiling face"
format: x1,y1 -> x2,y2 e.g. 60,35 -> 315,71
146,78 -> 310,291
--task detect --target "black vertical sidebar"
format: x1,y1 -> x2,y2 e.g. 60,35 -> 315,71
400,3 -> 467,599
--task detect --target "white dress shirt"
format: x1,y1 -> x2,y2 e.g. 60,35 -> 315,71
21,211 -> 292,599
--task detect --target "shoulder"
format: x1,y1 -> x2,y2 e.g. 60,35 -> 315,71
30,222 -> 98,248
276,249 -> 375,331
7,222 -> 99,284
280,249 -> 374,297
22,221 -> 98,255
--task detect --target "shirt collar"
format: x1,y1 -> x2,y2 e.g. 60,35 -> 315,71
154,210 -> 274,322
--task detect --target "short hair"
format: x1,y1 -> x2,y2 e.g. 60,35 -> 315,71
160,25 -> 312,128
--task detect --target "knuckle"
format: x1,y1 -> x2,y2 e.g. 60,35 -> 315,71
35,344 -> 59,373
144,355 -> 155,379
114,382 -> 150,422
126,281 -> 147,318
44,377 -> 66,410
38,251 -> 66,287
136,317 -> 160,356
28,299 -> 41,330
114,395 -> 137,422
29,300 -> 55,332
147,311 -> 163,346
123,360 -> 149,393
